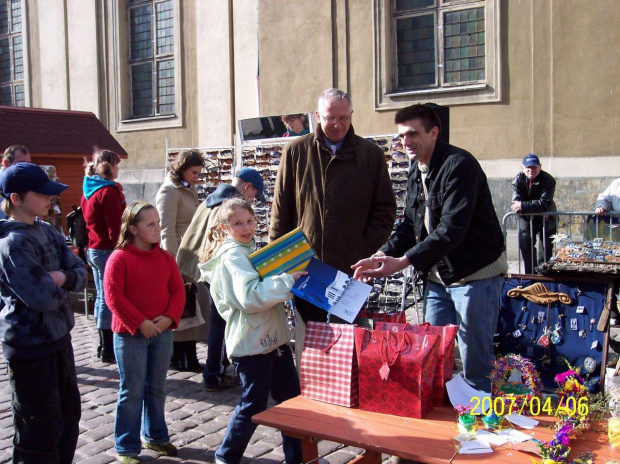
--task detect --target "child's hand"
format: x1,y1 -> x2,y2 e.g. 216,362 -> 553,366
138,320 -> 161,338
152,315 -> 173,332
48,271 -> 66,287
291,271 -> 308,282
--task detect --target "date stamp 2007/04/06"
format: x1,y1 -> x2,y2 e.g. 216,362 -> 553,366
469,395 -> 589,417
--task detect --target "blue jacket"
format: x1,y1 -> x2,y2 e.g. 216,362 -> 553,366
0,219 -> 87,359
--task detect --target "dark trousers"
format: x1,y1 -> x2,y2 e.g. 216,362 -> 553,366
518,216 -> 557,274
7,343 -> 81,464
215,345 -> 302,464
203,297 -> 229,386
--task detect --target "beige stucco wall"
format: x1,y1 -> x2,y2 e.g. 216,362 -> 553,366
19,0 -> 619,179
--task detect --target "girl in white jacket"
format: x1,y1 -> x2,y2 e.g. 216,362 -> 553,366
199,198 -> 306,464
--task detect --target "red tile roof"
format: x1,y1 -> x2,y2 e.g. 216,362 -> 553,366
0,106 -> 127,157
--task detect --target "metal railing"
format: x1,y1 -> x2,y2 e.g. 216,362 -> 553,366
502,211 -> 620,274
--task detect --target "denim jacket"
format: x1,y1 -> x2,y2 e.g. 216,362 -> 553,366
380,141 -> 505,285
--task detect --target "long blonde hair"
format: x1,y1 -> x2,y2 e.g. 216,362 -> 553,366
199,198 -> 255,263
116,201 -> 157,249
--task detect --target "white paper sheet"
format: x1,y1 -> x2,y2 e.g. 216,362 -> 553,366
505,413 -> 539,429
458,440 -> 493,454
474,430 -> 511,446
328,278 -> 372,323
445,373 -> 491,415
495,428 -> 534,444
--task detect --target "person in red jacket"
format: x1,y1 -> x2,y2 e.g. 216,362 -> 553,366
81,147 -> 126,362
103,201 -> 185,464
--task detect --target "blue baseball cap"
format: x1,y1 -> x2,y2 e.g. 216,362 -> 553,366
237,168 -> 265,202
522,154 -> 540,167
0,162 -> 68,199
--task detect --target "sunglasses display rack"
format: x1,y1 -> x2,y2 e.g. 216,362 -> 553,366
165,146 -> 236,202
363,134 -> 423,320
239,142 -> 286,250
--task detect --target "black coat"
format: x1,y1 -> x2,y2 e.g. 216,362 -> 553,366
381,141 -> 505,285
512,170 -> 556,227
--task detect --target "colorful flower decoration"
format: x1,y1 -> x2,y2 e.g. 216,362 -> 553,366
532,421 -> 573,464
490,354 -> 543,414
554,368 -> 587,405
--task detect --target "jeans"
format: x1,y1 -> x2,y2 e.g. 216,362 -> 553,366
86,248 -> 113,329
216,345 -> 302,464
203,292 -> 229,386
114,330 -> 173,456
7,343 -> 81,464
424,275 -> 502,392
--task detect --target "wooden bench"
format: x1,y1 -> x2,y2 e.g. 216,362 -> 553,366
252,396 -> 620,463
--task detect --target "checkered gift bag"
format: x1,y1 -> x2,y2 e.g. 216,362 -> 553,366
300,321 -> 359,407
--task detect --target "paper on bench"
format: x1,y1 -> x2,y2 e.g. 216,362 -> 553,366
446,373 -> 490,415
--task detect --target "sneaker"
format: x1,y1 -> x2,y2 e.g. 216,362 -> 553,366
116,455 -> 140,464
204,375 -> 241,392
142,441 -> 178,456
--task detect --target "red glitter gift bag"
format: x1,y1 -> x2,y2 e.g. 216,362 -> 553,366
354,327 -> 440,419
374,322 -> 458,406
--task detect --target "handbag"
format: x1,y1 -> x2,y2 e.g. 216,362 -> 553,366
300,321 -> 359,407
374,322 -> 459,406
354,327 -> 440,418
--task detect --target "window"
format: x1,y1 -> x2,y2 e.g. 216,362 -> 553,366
0,0 -> 24,107
127,0 -> 175,118
374,0 -> 501,109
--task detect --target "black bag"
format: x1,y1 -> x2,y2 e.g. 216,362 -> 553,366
66,204 -> 88,249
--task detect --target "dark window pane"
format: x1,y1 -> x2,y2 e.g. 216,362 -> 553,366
443,7 -> 485,84
14,82 -> 23,105
156,0 -> 173,55
395,0 -> 434,12
395,14 -> 436,89
10,0 -> 21,32
157,59 -> 174,114
12,34 -> 22,80
130,5 -> 152,61
0,37 -> 10,83
0,1 -> 8,35
0,84 -> 11,105
131,62 -> 153,117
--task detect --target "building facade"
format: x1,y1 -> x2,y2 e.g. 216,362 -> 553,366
2,0 -> 619,212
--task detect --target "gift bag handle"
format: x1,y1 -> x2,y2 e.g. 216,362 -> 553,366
380,331 -> 410,367
320,328 -> 342,354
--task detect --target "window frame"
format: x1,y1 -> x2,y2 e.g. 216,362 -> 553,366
111,0 -> 183,132
0,0 -> 29,107
373,0 -> 501,110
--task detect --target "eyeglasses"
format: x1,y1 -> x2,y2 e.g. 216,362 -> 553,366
319,114 -> 351,125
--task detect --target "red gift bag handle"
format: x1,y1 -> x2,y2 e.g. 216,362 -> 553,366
380,331 -> 410,367
320,328 -> 342,354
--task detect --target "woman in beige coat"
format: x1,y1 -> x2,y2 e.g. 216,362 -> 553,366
156,149 -> 205,371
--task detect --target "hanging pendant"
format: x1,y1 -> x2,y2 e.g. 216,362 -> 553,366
538,333 -> 550,347
551,330 -> 563,345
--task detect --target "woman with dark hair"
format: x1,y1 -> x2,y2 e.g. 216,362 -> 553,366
156,149 -> 205,371
81,147 -> 126,363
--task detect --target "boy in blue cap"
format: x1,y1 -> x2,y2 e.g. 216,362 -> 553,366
0,163 -> 87,463
511,154 -> 557,273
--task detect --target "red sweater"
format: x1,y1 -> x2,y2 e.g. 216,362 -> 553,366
104,243 -> 185,335
81,183 -> 125,250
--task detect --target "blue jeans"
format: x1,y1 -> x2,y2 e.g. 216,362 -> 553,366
424,275 -> 502,392
203,295 -> 229,386
216,345 -> 302,464
86,248 -> 113,329
114,330 -> 173,456
7,343 -> 81,464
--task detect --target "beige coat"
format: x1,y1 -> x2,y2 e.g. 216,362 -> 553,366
155,176 -> 200,257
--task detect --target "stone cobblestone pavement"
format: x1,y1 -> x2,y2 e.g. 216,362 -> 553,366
0,306 -> 396,464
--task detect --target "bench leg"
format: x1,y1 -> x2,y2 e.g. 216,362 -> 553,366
301,436 -> 318,463
348,450 -> 381,464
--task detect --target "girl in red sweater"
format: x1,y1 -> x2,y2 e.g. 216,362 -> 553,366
103,202 -> 185,464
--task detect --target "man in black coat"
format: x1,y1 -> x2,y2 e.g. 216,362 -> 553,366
510,154 -> 557,274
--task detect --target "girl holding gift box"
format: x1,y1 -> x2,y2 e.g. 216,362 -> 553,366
199,198 -> 306,464
104,202 -> 185,464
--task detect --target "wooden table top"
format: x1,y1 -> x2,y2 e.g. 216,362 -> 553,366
253,396 -> 620,463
